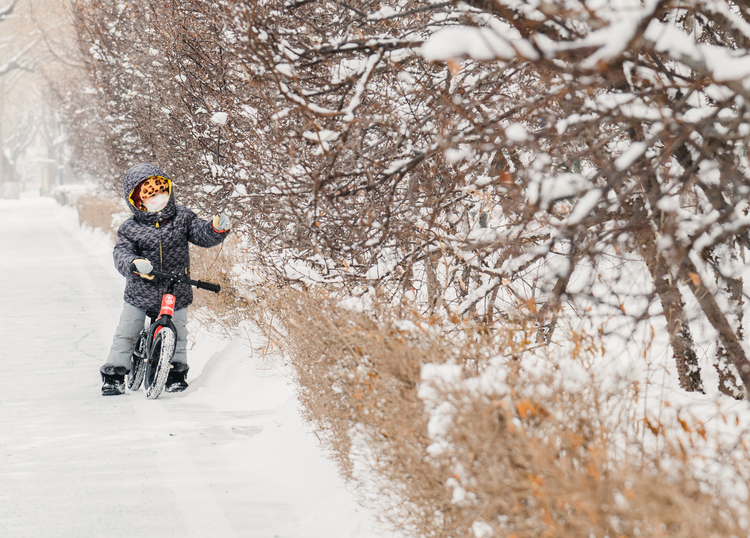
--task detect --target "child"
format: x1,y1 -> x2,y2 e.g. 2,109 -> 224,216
100,162 -> 230,396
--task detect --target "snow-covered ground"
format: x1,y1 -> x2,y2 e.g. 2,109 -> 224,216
0,196 -> 395,538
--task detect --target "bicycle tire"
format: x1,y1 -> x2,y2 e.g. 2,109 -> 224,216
127,333 -> 148,390
144,328 -> 176,400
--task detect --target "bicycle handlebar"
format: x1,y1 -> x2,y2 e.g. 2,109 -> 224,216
129,262 -> 221,294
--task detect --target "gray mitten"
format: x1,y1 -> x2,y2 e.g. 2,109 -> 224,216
212,213 -> 231,232
133,258 -> 154,280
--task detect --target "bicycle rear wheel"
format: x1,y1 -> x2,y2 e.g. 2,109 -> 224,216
127,332 -> 147,391
144,328 -> 176,400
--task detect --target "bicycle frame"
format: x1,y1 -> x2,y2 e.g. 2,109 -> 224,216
151,282 -> 178,339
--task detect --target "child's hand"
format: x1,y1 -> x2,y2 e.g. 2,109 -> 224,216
212,213 -> 231,232
133,258 -> 155,280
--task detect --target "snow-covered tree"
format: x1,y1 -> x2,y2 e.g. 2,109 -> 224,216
66,0 -> 750,396
0,0 -> 77,194
218,0 -> 750,397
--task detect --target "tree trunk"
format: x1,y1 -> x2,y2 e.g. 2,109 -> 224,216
637,229 -> 704,392
715,346 -> 744,399
681,257 -> 750,397
536,252 -> 577,345
712,251 -> 745,399
424,254 -> 440,311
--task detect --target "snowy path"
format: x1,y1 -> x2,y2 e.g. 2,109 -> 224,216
0,197 -> 389,538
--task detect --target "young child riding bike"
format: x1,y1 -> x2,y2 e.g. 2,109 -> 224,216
100,162 -> 230,396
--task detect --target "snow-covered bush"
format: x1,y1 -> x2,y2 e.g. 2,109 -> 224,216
51,184 -> 97,206
270,289 -> 750,538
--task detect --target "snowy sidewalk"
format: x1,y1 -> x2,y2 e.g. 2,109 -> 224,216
0,197 -> 389,538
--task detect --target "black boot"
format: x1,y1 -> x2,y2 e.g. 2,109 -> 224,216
100,365 -> 128,396
165,364 -> 189,393
101,373 -> 125,396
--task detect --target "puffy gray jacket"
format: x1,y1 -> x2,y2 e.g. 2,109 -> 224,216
113,162 -> 227,314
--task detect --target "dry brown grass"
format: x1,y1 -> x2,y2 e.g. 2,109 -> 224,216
262,289 -> 749,538
76,195 -> 124,239
187,236 -> 259,332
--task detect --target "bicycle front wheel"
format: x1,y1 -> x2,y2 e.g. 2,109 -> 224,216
144,328 -> 176,400
127,333 -> 148,391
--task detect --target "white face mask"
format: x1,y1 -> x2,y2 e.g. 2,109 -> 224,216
143,193 -> 169,212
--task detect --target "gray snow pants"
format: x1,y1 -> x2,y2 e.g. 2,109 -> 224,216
101,302 -> 188,374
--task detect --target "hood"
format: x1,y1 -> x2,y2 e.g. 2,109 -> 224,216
122,162 -> 176,225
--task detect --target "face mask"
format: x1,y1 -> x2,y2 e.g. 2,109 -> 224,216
143,193 -> 169,212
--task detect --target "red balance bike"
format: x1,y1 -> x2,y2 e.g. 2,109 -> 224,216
126,262 -> 220,399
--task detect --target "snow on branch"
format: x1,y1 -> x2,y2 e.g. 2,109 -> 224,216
0,41 -> 35,78
645,20 -> 750,85
278,51 -> 382,122
0,0 -> 16,22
